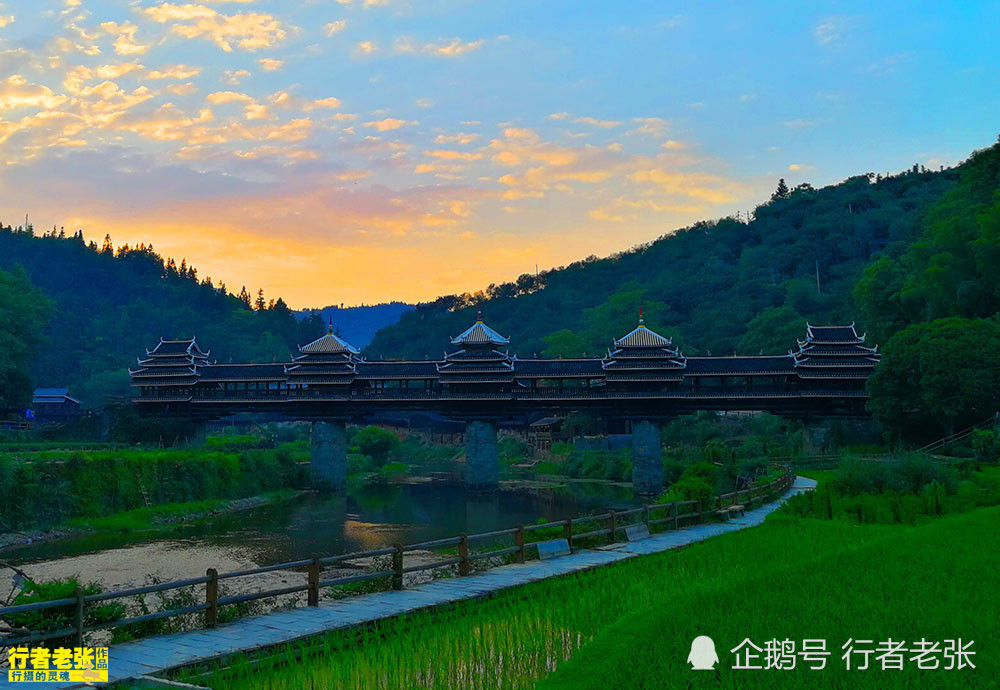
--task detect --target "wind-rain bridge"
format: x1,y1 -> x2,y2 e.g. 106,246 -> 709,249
131,313 -> 879,496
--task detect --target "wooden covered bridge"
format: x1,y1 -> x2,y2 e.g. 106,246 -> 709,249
131,313 -> 879,496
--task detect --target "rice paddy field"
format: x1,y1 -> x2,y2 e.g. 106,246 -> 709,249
184,499 -> 999,690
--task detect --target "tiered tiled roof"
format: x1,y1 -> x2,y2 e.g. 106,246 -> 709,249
602,317 -> 687,381
129,337 -> 209,388
793,323 -> 879,379
285,324 -> 360,385
438,310 -> 514,384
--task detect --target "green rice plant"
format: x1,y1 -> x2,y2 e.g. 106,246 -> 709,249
544,507 -> 998,689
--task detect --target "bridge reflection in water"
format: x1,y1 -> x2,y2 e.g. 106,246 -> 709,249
131,314 -> 879,497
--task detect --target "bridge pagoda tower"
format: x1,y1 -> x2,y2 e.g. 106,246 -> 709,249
792,323 -> 879,389
288,324 -> 360,490
439,308 -> 513,491
603,316 -> 685,496
129,337 -> 210,402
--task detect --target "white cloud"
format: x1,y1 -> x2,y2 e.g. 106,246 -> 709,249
814,16 -> 851,46
324,20 -> 347,36
395,37 -> 484,58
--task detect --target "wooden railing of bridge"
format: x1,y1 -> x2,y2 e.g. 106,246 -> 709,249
0,470 -> 795,647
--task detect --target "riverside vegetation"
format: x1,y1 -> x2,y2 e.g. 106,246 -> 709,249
0,425 -> 458,534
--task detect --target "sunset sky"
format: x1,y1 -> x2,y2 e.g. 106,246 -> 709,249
0,1 -> 997,308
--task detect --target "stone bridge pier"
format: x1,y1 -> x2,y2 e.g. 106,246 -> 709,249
311,420 -> 348,490
465,420 -> 499,492
632,419 -> 664,497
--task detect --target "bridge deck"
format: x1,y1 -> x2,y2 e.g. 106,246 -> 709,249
10,478 -> 816,689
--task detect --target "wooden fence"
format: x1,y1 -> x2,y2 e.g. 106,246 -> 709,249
0,470 -> 795,647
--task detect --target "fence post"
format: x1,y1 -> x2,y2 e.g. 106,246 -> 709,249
643,505 -> 650,528
392,545 -> 404,591
671,502 -> 678,530
73,587 -> 84,648
697,499 -> 704,523
308,557 -> 320,606
205,568 -> 218,629
514,525 -> 525,564
608,511 -> 617,544
563,519 -> 573,551
458,534 -> 470,576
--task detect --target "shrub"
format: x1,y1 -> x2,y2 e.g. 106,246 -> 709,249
972,429 -> 1000,463
6,578 -> 124,648
656,475 -> 713,504
353,426 -> 400,466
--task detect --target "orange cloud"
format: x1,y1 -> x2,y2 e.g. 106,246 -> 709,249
364,117 -> 414,131
142,3 -> 289,52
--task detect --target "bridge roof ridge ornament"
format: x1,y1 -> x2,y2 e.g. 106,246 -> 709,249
450,308 -> 509,346
298,321 -> 360,355
613,319 -> 675,350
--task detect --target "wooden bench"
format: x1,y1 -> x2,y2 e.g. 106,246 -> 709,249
715,509 -> 731,522
726,504 -> 746,518
535,538 -> 571,560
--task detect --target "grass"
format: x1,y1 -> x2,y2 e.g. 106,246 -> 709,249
543,508 -> 997,689
63,489 -> 299,532
185,496 -> 998,690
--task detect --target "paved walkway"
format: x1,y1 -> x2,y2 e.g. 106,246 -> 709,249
8,477 -> 815,689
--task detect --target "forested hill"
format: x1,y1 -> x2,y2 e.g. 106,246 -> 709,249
367,158 -> 967,360
0,231 -> 326,406
298,302 -> 414,349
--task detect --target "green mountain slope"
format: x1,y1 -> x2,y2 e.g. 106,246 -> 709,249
0,230 -> 326,405
367,162 -> 962,360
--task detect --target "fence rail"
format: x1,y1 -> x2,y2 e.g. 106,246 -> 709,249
0,470 -> 794,647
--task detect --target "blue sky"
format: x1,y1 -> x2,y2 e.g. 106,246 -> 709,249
0,0 -> 996,306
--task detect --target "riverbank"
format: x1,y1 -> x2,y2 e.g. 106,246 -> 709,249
0,444 -> 308,535
0,490 -> 306,551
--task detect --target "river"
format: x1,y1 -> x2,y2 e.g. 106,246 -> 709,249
2,480 -> 637,593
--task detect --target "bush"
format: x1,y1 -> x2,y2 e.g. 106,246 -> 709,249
972,429 -> 1000,463
656,475 -> 713,504
6,578 -> 124,648
786,457 -> 1000,524
352,426 -> 400,466
498,436 -> 530,463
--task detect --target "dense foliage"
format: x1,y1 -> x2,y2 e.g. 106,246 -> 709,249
0,227 -> 326,406
368,163 -> 959,360
855,141 -> 1000,342
0,266 -> 52,409
867,317 -> 1000,439
0,443 -> 307,529
786,456 -> 1000,524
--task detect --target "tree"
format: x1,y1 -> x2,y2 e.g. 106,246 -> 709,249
237,286 -> 252,308
541,329 -> 588,358
867,317 -> 1000,440
353,426 -> 400,466
0,266 -> 52,409
771,178 -> 790,201
254,288 -> 267,311
737,306 -> 806,354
